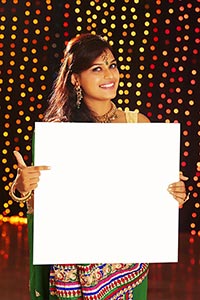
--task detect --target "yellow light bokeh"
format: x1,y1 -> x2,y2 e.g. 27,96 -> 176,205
0,0 -> 198,237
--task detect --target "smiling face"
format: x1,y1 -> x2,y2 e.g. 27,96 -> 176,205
71,49 -> 120,108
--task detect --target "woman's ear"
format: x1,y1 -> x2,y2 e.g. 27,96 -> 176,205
71,73 -> 80,86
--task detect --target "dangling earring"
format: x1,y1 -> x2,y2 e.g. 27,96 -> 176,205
75,84 -> 83,109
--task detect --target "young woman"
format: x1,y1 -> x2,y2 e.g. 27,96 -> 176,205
10,33 -> 189,300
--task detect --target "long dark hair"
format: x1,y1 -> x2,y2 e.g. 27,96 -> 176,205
43,33 -> 115,122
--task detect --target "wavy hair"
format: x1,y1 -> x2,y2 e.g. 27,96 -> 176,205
43,33 -> 115,122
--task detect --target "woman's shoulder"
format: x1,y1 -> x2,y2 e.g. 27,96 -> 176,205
137,112 -> 150,123
125,110 -> 150,123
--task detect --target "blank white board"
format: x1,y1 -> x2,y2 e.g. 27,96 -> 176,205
33,122 -> 180,264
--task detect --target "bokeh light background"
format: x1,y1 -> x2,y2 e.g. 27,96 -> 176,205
0,1 -> 199,236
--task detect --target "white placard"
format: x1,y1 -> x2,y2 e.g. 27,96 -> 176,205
33,122 -> 180,264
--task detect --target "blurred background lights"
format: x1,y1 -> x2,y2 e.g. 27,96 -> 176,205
0,0 -> 199,239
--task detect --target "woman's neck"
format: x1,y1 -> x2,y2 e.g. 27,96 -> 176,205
86,100 -> 113,116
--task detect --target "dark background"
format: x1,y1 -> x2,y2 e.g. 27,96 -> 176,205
0,0 -> 199,233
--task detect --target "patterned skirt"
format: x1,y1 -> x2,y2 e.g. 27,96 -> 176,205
49,263 -> 149,300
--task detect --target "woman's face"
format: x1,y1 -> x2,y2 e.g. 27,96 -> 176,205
76,49 -> 120,105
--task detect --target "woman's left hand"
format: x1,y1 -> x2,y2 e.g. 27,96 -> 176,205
167,172 -> 190,206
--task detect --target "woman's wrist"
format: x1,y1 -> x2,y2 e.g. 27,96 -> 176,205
9,168 -> 33,203
9,182 -> 32,202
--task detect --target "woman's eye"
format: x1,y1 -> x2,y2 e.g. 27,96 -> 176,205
91,63 -> 117,72
92,66 -> 102,72
110,63 -> 118,69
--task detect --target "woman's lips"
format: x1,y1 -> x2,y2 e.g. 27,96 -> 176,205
99,82 -> 115,88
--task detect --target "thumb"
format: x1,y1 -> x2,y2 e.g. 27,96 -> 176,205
179,171 -> 189,181
13,150 -> 27,169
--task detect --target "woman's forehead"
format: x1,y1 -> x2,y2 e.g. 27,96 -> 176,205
93,49 -> 115,64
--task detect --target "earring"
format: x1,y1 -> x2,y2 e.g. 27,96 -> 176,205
75,84 -> 83,109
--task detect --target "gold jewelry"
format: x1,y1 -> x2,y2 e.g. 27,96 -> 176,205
95,101 -> 118,123
9,184 -> 32,202
75,84 -> 83,109
101,50 -> 109,65
9,168 -> 32,203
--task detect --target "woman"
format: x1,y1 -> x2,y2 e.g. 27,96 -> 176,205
10,33 -> 189,300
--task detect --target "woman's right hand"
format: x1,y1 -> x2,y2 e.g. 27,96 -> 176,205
13,150 -> 50,195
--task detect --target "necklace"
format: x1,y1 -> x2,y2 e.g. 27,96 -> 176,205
95,101 -> 118,123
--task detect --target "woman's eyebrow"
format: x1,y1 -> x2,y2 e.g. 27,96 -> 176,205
90,59 -> 117,66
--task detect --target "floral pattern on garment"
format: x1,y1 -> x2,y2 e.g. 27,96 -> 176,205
49,263 -> 149,299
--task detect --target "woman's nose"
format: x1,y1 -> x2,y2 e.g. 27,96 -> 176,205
104,68 -> 114,79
